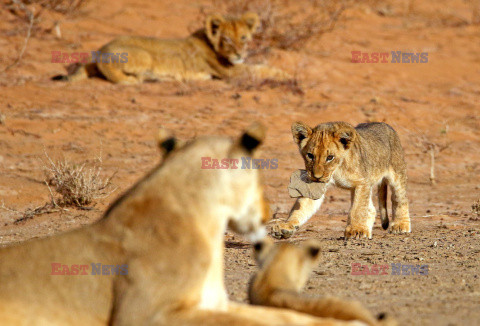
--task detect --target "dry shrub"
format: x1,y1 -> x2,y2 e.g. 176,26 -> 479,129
43,152 -> 116,207
198,0 -> 351,55
8,0 -> 88,15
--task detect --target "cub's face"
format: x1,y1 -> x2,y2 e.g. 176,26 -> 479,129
252,239 -> 322,291
205,12 -> 260,65
291,122 -> 357,183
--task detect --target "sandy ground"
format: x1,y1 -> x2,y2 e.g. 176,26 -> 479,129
1,0 -> 479,325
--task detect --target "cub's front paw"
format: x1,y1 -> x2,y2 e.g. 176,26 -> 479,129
390,220 -> 411,234
271,222 -> 298,239
344,224 -> 372,240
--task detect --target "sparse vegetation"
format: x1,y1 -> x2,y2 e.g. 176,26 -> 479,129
196,0 -> 351,56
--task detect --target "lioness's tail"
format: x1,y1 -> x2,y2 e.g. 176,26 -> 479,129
52,63 -> 99,82
378,178 -> 389,230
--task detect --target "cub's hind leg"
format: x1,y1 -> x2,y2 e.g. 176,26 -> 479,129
388,170 -> 410,234
377,179 -> 389,230
97,46 -> 152,84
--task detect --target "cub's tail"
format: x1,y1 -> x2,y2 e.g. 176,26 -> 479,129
51,63 -> 99,82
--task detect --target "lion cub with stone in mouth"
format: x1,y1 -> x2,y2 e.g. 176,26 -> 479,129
54,12 -> 289,84
272,121 -> 410,239
249,239 -> 396,326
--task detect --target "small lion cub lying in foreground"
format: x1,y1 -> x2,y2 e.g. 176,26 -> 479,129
249,239 -> 396,326
55,12 -> 288,84
272,121 -> 411,240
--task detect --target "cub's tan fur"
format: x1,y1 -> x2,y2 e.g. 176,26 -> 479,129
249,239 -> 396,326
0,125 -> 363,326
57,13 -> 288,84
272,121 -> 410,240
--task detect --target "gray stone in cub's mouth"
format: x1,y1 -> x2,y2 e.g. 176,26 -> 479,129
288,169 -> 327,200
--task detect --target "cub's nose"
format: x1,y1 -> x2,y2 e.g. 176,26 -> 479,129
308,174 -> 322,182
312,171 -> 324,180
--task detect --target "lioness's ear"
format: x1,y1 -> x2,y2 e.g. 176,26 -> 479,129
157,127 -> 182,158
242,12 -> 260,33
240,122 -> 266,153
335,124 -> 356,150
205,14 -> 225,47
291,122 -> 312,146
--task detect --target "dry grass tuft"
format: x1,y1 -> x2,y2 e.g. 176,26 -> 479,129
43,151 -> 117,207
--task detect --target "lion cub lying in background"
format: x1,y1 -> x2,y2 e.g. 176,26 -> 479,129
55,12 -> 289,84
249,239 -> 396,326
273,121 -> 411,240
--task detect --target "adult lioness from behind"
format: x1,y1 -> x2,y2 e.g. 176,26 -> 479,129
0,124 -> 361,326
272,121 -> 411,240
55,12 -> 289,84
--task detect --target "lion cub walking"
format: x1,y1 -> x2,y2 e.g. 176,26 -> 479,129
55,12 -> 288,84
272,122 -> 410,239
249,239 -> 396,326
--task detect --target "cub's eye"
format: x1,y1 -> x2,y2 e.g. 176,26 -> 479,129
326,155 -> 335,162
306,153 -> 314,160
241,35 -> 247,41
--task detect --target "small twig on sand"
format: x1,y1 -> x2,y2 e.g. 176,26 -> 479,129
0,201 -> 62,225
429,145 -> 436,185
1,0 -> 34,72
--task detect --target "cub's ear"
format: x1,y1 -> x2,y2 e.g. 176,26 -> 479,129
157,127 -> 183,158
303,239 -> 322,261
253,237 -> 274,266
291,122 -> 312,146
242,12 -> 260,33
335,124 -> 356,150
205,14 -> 225,47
